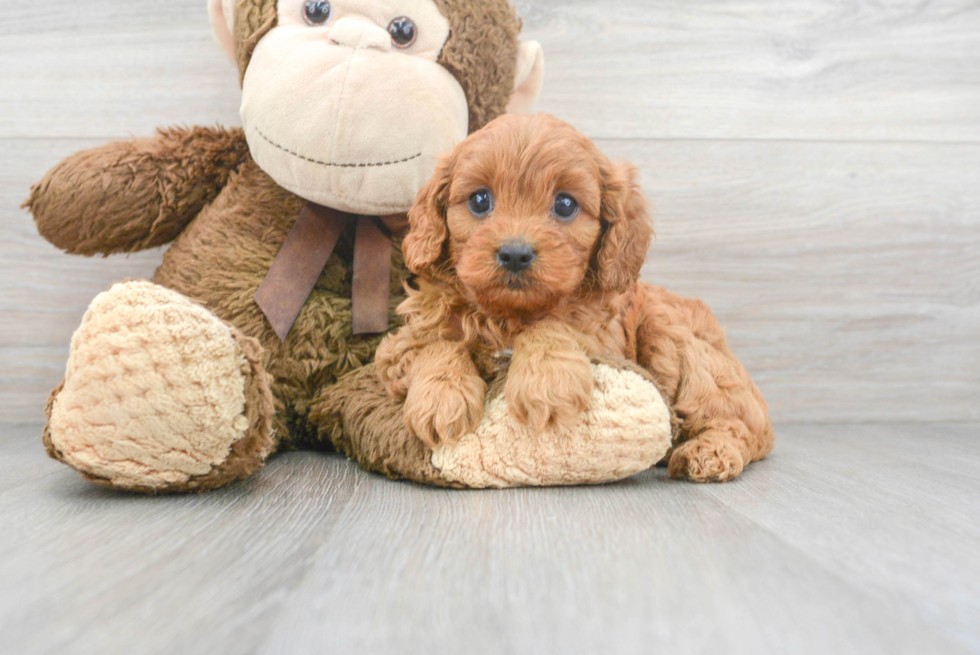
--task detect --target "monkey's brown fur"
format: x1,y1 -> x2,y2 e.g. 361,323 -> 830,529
26,0 -> 525,492
377,114 -> 775,482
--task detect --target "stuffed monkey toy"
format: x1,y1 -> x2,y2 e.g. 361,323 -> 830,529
26,0 -> 674,493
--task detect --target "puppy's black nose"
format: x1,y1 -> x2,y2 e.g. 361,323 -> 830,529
496,241 -> 536,274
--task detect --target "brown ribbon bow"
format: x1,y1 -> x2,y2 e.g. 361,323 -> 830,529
255,202 -> 400,341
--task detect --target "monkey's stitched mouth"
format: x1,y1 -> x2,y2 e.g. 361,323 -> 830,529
254,126 -> 422,169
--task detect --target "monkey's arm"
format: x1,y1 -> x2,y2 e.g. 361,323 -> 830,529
374,327 -> 435,400
25,126 -> 249,256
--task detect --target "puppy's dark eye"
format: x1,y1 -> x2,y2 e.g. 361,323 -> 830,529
553,193 -> 579,220
303,1 -> 332,25
388,17 -> 417,48
468,190 -> 493,217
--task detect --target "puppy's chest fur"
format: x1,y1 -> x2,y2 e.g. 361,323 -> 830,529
403,278 -> 635,381
474,314 -> 629,381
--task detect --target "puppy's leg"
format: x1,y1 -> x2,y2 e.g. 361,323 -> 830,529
506,320 -> 594,432
375,328 -> 424,401
631,285 -> 774,482
400,341 -> 487,449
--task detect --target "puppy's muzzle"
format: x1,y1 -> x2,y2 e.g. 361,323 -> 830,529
496,241 -> 536,274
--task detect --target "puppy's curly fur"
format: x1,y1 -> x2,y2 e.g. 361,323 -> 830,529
377,114 -> 774,482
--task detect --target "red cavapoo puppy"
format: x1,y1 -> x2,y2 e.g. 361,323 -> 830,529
376,113 -> 774,482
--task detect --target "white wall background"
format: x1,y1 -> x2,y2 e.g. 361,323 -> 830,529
1,0 -> 978,424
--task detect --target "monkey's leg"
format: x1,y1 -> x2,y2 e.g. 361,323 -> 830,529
309,366 -> 455,487
633,285 -> 775,483
43,280 -> 277,493
310,358 -> 673,488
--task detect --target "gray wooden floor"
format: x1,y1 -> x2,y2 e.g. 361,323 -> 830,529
2,0 -> 979,653
3,422 -> 979,655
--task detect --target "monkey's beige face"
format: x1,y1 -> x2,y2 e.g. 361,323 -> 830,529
241,0 -> 469,215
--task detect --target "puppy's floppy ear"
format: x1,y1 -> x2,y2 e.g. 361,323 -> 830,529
403,152 -> 455,274
596,161 -> 654,294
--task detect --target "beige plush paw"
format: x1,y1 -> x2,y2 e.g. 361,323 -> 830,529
430,364 -> 672,488
45,280 -> 275,492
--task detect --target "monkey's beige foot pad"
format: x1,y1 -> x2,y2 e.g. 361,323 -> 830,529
431,364 -> 672,488
44,280 -> 275,493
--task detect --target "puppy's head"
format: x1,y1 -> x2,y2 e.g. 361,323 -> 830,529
403,113 -> 652,316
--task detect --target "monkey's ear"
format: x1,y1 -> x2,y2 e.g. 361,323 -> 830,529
208,0 -> 237,63
506,41 -> 545,114
596,161 -> 654,294
402,154 -> 455,275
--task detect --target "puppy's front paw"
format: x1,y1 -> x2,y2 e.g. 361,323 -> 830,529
505,349 -> 593,432
403,370 -> 487,449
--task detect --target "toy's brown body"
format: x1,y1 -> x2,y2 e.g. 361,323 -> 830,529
153,152 -> 408,443
29,126 -> 400,433
28,126 -> 445,489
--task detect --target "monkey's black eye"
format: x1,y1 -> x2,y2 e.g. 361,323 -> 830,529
388,17 -> 417,48
468,190 -> 493,217
553,193 -> 579,220
303,1 -> 332,25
